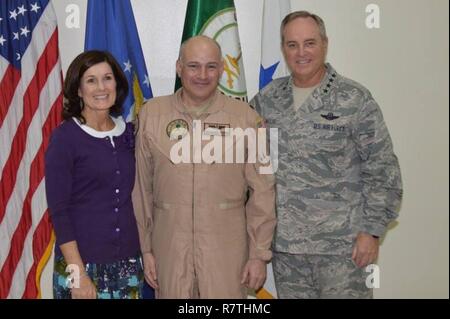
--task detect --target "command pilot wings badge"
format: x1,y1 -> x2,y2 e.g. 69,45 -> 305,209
321,112 -> 340,121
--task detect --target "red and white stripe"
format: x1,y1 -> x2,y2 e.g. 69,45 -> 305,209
0,3 -> 62,299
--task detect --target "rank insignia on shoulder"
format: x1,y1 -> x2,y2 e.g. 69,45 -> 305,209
166,119 -> 189,140
321,112 -> 340,121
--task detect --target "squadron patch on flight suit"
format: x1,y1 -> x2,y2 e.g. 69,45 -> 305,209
166,119 -> 189,140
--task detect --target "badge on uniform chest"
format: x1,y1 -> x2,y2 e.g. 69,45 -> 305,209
321,112 -> 340,121
167,119 -> 189,140
313,112 -> 346,132
203,122 -> 230,136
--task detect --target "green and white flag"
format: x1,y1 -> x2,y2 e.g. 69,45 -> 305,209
176,0 -> 247,101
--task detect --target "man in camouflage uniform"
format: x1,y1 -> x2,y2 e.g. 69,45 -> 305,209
250,11 -> 402,298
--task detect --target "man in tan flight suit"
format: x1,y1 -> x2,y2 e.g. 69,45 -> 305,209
132,36 -> 276,298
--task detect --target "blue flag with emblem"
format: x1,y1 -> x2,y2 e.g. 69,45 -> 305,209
84,0 -> 154,299
85,0 -> 152,122
259,0 -> 291,90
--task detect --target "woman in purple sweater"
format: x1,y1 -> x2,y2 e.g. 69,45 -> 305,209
45,51 -> 142,299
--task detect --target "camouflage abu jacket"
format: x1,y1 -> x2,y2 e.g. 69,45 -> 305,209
250,63 -> 402,255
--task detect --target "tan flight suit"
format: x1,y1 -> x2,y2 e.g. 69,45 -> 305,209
132,89 -> 276,298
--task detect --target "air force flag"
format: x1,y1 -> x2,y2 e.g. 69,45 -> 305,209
259,0 -> 291,90
85,0 -> 152,122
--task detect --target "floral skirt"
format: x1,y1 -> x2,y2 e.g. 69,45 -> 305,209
53,255 -> 144,299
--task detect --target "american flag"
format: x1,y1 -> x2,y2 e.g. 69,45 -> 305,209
0,0 -> 62,298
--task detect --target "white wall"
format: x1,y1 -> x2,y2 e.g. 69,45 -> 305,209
42,0 -> 449,298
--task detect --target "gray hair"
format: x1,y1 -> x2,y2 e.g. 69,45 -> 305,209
280,11 -> 328,43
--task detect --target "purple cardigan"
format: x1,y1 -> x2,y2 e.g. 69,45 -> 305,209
45,119 -> 140,263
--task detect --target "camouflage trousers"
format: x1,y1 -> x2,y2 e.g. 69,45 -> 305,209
53,255 -> 144,299
272,252 -> 373,299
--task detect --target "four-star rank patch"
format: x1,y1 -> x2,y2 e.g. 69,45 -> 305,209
166,119 -> 189,140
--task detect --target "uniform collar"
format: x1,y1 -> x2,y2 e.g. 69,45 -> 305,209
174,88 -> 225,115
317,63 -> 338,95
297,62 -> 339,113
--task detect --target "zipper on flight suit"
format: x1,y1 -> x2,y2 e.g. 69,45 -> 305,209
191,117 -> 197,295
192,161 -> 196,291
190,113 -> 209,296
